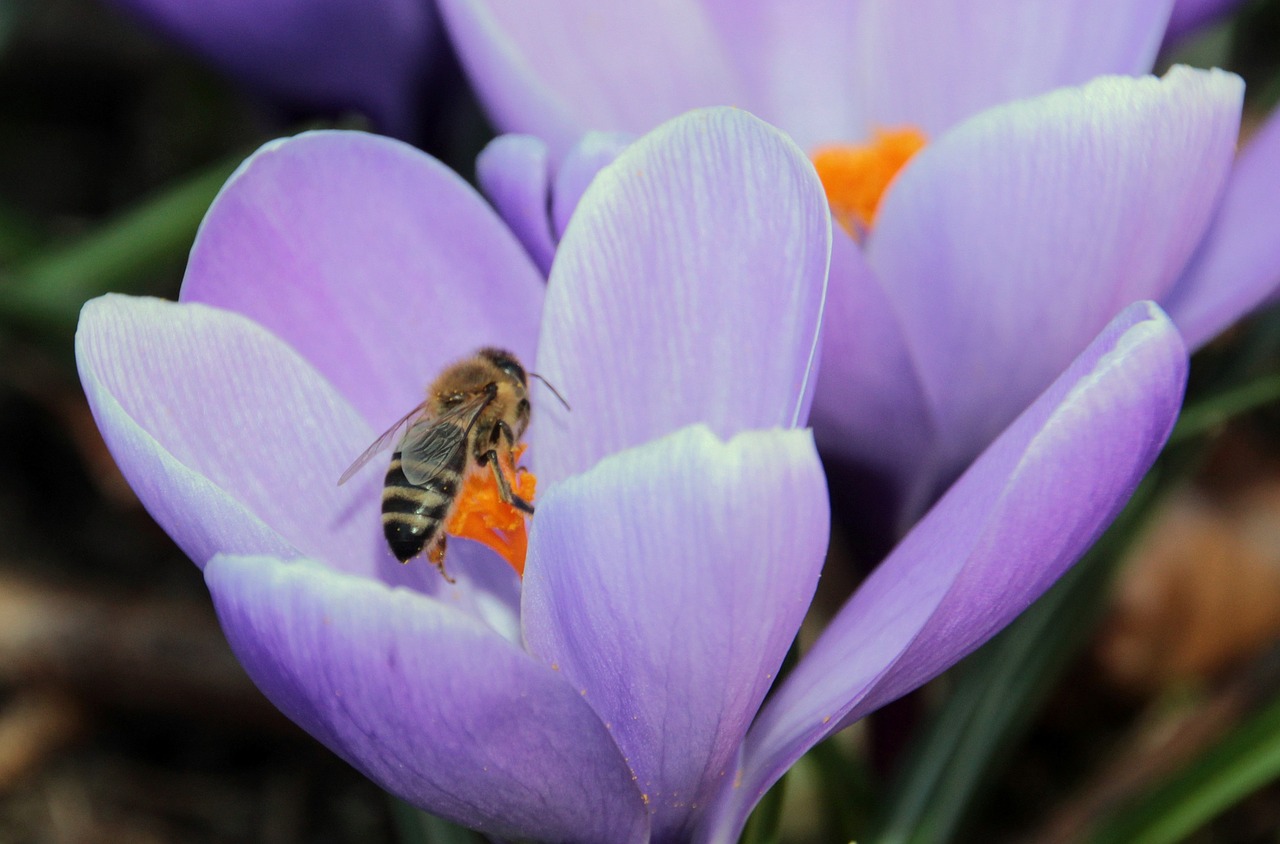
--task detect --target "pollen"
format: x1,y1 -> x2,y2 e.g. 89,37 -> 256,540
444,445 -> 536,577
811,126 -> 926,239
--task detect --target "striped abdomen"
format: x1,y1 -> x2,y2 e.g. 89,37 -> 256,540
381,451 -> 464,562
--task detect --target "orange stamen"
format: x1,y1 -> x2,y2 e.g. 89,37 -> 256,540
444,444 -> 536,577
811,127 -> 927,239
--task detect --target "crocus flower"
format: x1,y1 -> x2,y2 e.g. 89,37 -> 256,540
102,0 -> 439,138
441,0 -> 1279,525
76,107 -> 1187,841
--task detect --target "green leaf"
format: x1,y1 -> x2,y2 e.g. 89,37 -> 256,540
1170,372 -> 1280,444
389,799 -> 488,844
1089,689 -> 1280,844
0,152 -> 241,336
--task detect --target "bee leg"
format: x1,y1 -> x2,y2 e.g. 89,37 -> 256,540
427,536 -> 456,584
483,449 -> 535,514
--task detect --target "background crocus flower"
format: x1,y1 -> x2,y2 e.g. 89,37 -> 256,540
442,0 -> 1280,527
102,0 -> 439,138
74,103 -> 1189,841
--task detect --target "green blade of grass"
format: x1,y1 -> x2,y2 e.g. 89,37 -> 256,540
389,800 -> 487,844
1089,688 -> 1280,844
0,152 -> 241,335
1170,372 -> 1280,443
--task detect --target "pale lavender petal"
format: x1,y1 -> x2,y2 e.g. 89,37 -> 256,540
809,232 -> 936,512
437,0 -> 745,158
695,0 -> 862,151
1164,107 -> 1280,348
522,425 -> 827,841
532,108 -> 830,487
842,0 -> 1173,141
206,554 -> 648,843
180,130 -> 545,430
75,295 -> 395,582
106,0 -> 437,137
439,0 -> 1174,157
1165,0 -> 1246,43
475,134 -> 556,276
550,131 -> 632,241
699,302 -> 1188,844
869,66 -> 1240,492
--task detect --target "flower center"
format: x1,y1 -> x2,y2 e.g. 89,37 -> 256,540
811,127 -> 926,239
445,444 -> 536,577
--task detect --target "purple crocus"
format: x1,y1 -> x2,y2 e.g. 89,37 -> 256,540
76,108 -> 1187,841
102,0 -> 438,137
441,0 -> 1279,525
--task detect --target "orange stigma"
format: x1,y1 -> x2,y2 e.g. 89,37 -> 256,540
445,445 -> 535,577
811,127 -> 926,239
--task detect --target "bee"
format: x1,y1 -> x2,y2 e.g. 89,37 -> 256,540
338,348 -> 549,580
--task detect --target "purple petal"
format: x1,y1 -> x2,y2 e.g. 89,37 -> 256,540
205,554 -> 648,843
75,295 -> 387,581
441,0 -> 1172,155
105,0 -> 437,137
809,232 -> 936,515
1165,0 -> 1247,44
698,302 -> 1188,844
839,0 -> 1173,142
475,134 -> 557,276
551,131 -> 633,241
713,0 -> 1176,151
1163,106 -> 1280,348
437,0 -> 745,158
522,425 -> 827,841
180,130 -> 545,430
531,108 -> 830,487
868,66 -> 1240,492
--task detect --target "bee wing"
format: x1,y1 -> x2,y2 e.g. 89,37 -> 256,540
398,392 -> 493,486
337,401 -> 430,486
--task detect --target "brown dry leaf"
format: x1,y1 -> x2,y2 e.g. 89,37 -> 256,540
1097,487 -> 1280,695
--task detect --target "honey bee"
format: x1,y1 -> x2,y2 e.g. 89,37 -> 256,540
338,348 -> 555,580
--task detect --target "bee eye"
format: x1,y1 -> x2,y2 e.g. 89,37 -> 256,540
478,348 -> 527,385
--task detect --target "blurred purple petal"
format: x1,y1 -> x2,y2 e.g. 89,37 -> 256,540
522,425 -> 827,841
475,134 -> 557,276
700,301 -> 1189,843
106,0 -> 438,137
438,0 -> 744,158
75,295 -> 388,579
868,66 -> 1240,490
551,131 -> 632,240
1164,107 -> 1280,347
532,108 -> 830,487
206,555 -> 649,843
180,131 -> 545,430
838,0 -> 1173,143
1165,0 -> 1247,44
442,0 -> 1173,155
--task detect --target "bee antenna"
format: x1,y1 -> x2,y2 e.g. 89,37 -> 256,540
529,372 -> 571,411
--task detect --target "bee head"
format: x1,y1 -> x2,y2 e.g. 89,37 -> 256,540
479,347 -> 527,387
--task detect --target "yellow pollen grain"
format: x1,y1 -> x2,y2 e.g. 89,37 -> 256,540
811,126 -> 926,239
444,445 -> 535,577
